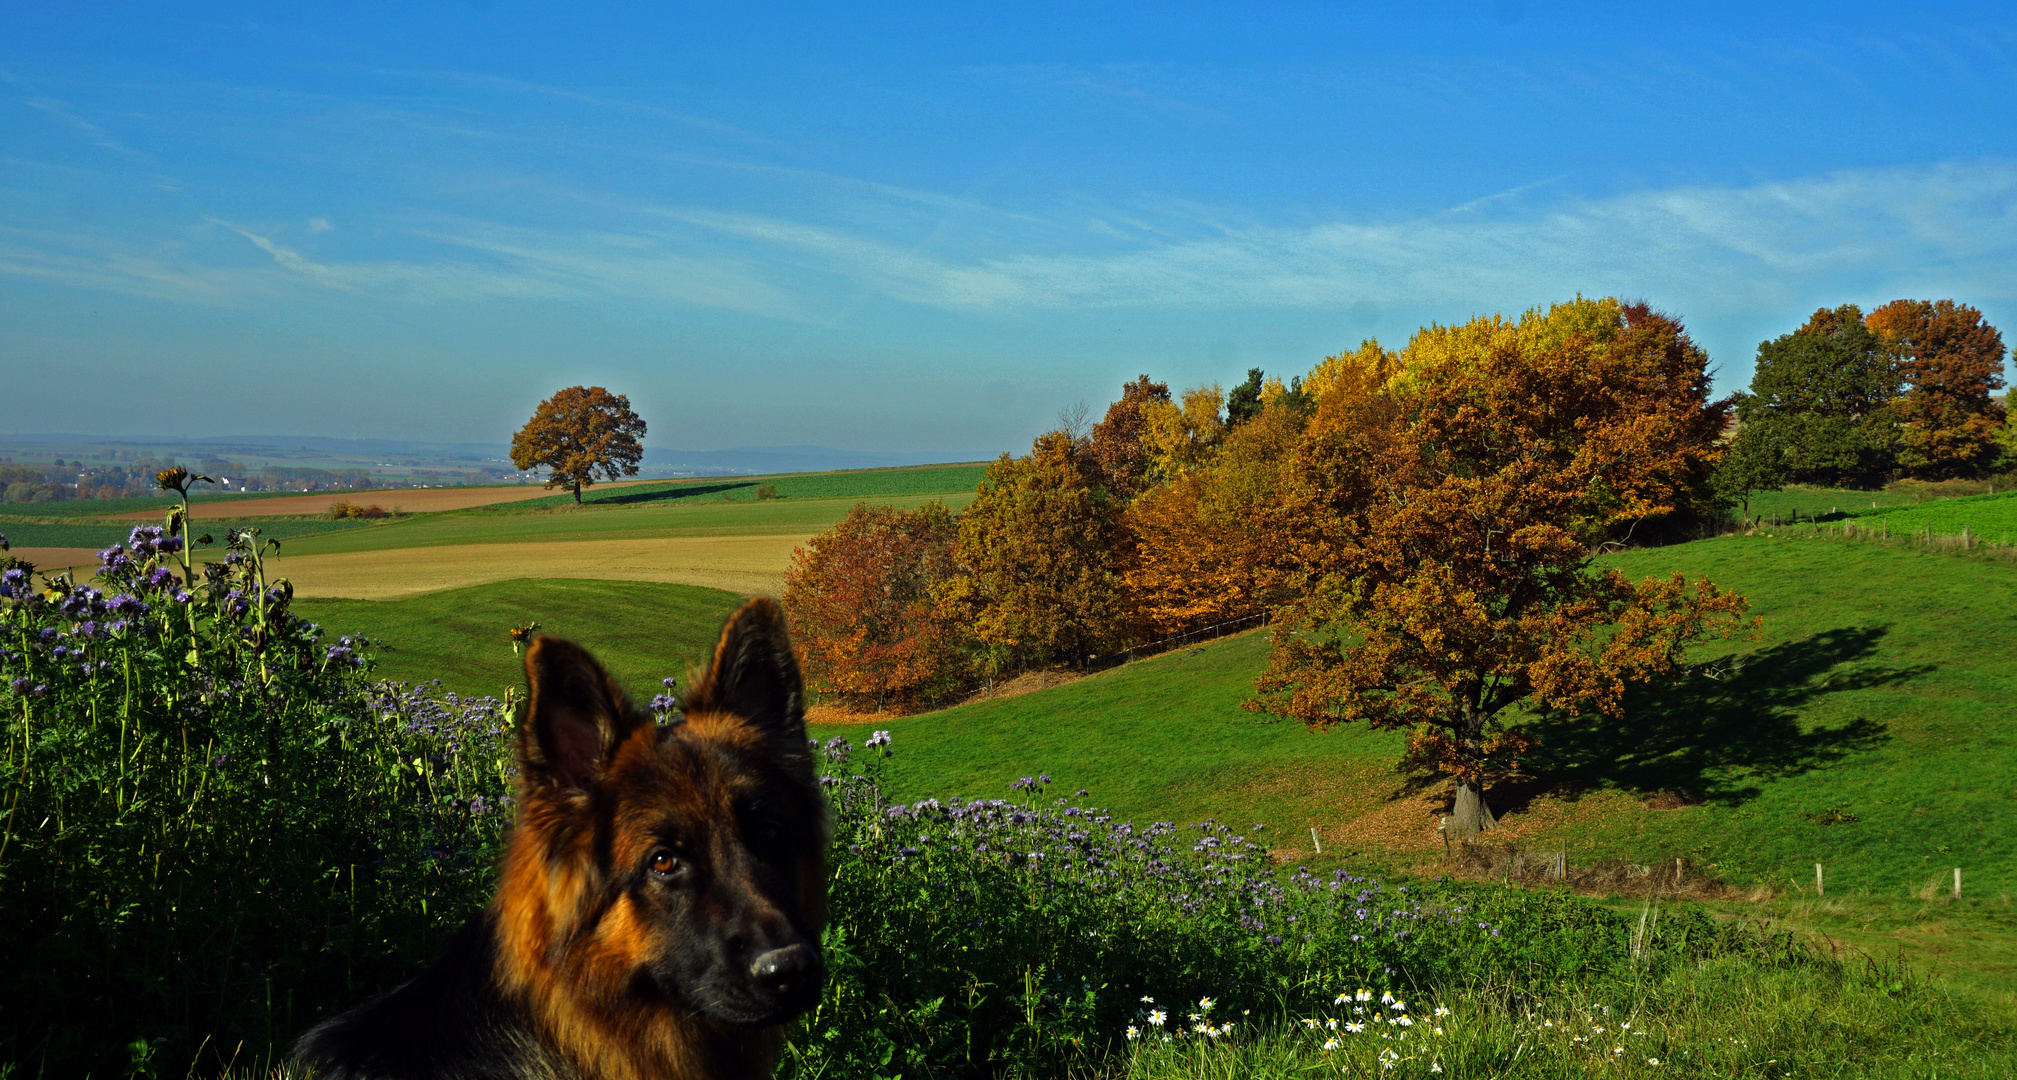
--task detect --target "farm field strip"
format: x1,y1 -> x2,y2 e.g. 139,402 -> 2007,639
104,478 -> 664,520
0,517 -> 376,550
272,492 -> 975,556
268,532 -> 814,600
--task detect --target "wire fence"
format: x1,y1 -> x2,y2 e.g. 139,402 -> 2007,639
1079,610 -> 1272,673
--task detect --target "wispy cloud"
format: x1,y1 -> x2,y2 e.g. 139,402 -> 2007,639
2,161 -> 2011,332
21,98 -> 145,157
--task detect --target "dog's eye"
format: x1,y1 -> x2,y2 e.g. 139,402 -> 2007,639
647,849 -> 683,879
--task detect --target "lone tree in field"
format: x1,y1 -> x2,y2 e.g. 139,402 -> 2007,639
1251,299 -> 1755,839
509,386 -> 647,504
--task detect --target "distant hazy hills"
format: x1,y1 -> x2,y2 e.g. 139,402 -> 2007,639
2,433 -> 998,477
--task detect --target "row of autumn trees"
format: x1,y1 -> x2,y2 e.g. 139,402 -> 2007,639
1720,299 -> 2010,496
785,297 -> 1773,836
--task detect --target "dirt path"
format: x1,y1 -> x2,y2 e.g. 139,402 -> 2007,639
266,533 -> 811,599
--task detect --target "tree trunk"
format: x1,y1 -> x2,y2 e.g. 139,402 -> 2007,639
1444,700 -> 1499,840
573,479 -> 582,505
1448,776 -> 1497,839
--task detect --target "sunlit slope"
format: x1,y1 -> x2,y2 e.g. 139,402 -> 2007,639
295,578 -> 747,697
811,535 -> 2016,897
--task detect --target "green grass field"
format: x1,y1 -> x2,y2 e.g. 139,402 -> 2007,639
0,517 -> 375,549
313,535 -> 2016,902
294,578 -> 748,697
505,463 -> 989,511
275,492 -> 976,556
0,487 -> 374,518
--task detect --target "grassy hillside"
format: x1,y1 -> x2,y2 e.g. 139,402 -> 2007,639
802,534 -> 2016,903
294,578 -> 747,696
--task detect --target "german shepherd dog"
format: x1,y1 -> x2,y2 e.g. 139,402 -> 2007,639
294,598 -> 828,1080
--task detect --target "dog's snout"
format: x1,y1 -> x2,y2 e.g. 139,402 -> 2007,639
748,943 -> 816,993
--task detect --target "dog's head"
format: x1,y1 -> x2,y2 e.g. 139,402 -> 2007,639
502,598 -> 827,1031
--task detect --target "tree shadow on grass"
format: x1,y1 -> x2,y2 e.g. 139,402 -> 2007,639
1507,625 -> 1920,810
585,481 -> 756,506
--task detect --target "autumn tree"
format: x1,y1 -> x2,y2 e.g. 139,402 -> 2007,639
1251,299 -> 1754,838
509,386 -> 647,504
1123,398 -> 1303,636
1140,383 -> 1227,482
1086,375 -> 1171,497
1865,299 -> 2008,479
941,431 -> 1125,675
1721,305 -> 1901,498
782,502 -> 966,709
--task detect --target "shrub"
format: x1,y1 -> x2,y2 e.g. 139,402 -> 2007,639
756,482 -> 779,500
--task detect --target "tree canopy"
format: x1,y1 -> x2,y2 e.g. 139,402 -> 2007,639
1866,299 -> 2008,479
941,431 -> 1125,675
783,502 -> 964,709
1724,305 -> 1900,496
1251,298 -> 1753,837
508,386 -> 647,504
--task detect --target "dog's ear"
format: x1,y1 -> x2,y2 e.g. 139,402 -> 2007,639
685,598 -> 806,752
521,636 -> 647,792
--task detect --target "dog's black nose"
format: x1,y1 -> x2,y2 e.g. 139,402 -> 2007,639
748,944 -> 816,994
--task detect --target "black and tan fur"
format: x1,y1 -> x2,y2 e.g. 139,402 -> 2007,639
294,598 -> 828,1080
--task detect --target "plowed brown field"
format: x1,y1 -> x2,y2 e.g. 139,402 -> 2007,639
7,547 -> 102,574
111,479 -> 660,521
266,533 -> 810,600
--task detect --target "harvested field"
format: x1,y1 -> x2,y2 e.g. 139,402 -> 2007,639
108,479 -> 659,521
5,547 -> 103,574
268,533 -> 811,599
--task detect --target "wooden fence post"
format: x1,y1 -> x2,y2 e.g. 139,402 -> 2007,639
1954,867 -> 1962,899
1815,862 -> 1823,896
1311,826 -> 1323,855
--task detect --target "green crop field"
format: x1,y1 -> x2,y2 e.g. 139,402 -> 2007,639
0,517 -> 375,549
503,462 -> 989,511
0,487 -> 396,518
276,492 -> 975,556
294,578 -> 748,696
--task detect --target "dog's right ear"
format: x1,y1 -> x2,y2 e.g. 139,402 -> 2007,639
520,636 -> 646,793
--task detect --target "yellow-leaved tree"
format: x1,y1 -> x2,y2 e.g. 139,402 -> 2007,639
1252,298 -> 1752,838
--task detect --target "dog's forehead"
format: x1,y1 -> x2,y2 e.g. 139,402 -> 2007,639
608,713 -> 770,819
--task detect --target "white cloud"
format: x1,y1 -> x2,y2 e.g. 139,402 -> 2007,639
306,216 -> 333,233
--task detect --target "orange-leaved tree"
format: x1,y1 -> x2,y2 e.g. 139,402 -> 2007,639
1086,375 -> 1171,497
1122,397 -> 1304,637
782,502 -> 966,709
1251,298 -> 1755,838
941,431 -> 1126,676
509,386 -> 647,504
1864,300 -> 2007,479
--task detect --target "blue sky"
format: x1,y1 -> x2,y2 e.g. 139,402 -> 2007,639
4,2 -> 2015,453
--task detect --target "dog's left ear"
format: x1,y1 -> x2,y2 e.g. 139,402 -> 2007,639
685,598 -> 806,752
521,636 -> 648,792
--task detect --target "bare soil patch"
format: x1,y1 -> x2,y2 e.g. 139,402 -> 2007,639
268,533 -> 811,599
5,547 -> 103,574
